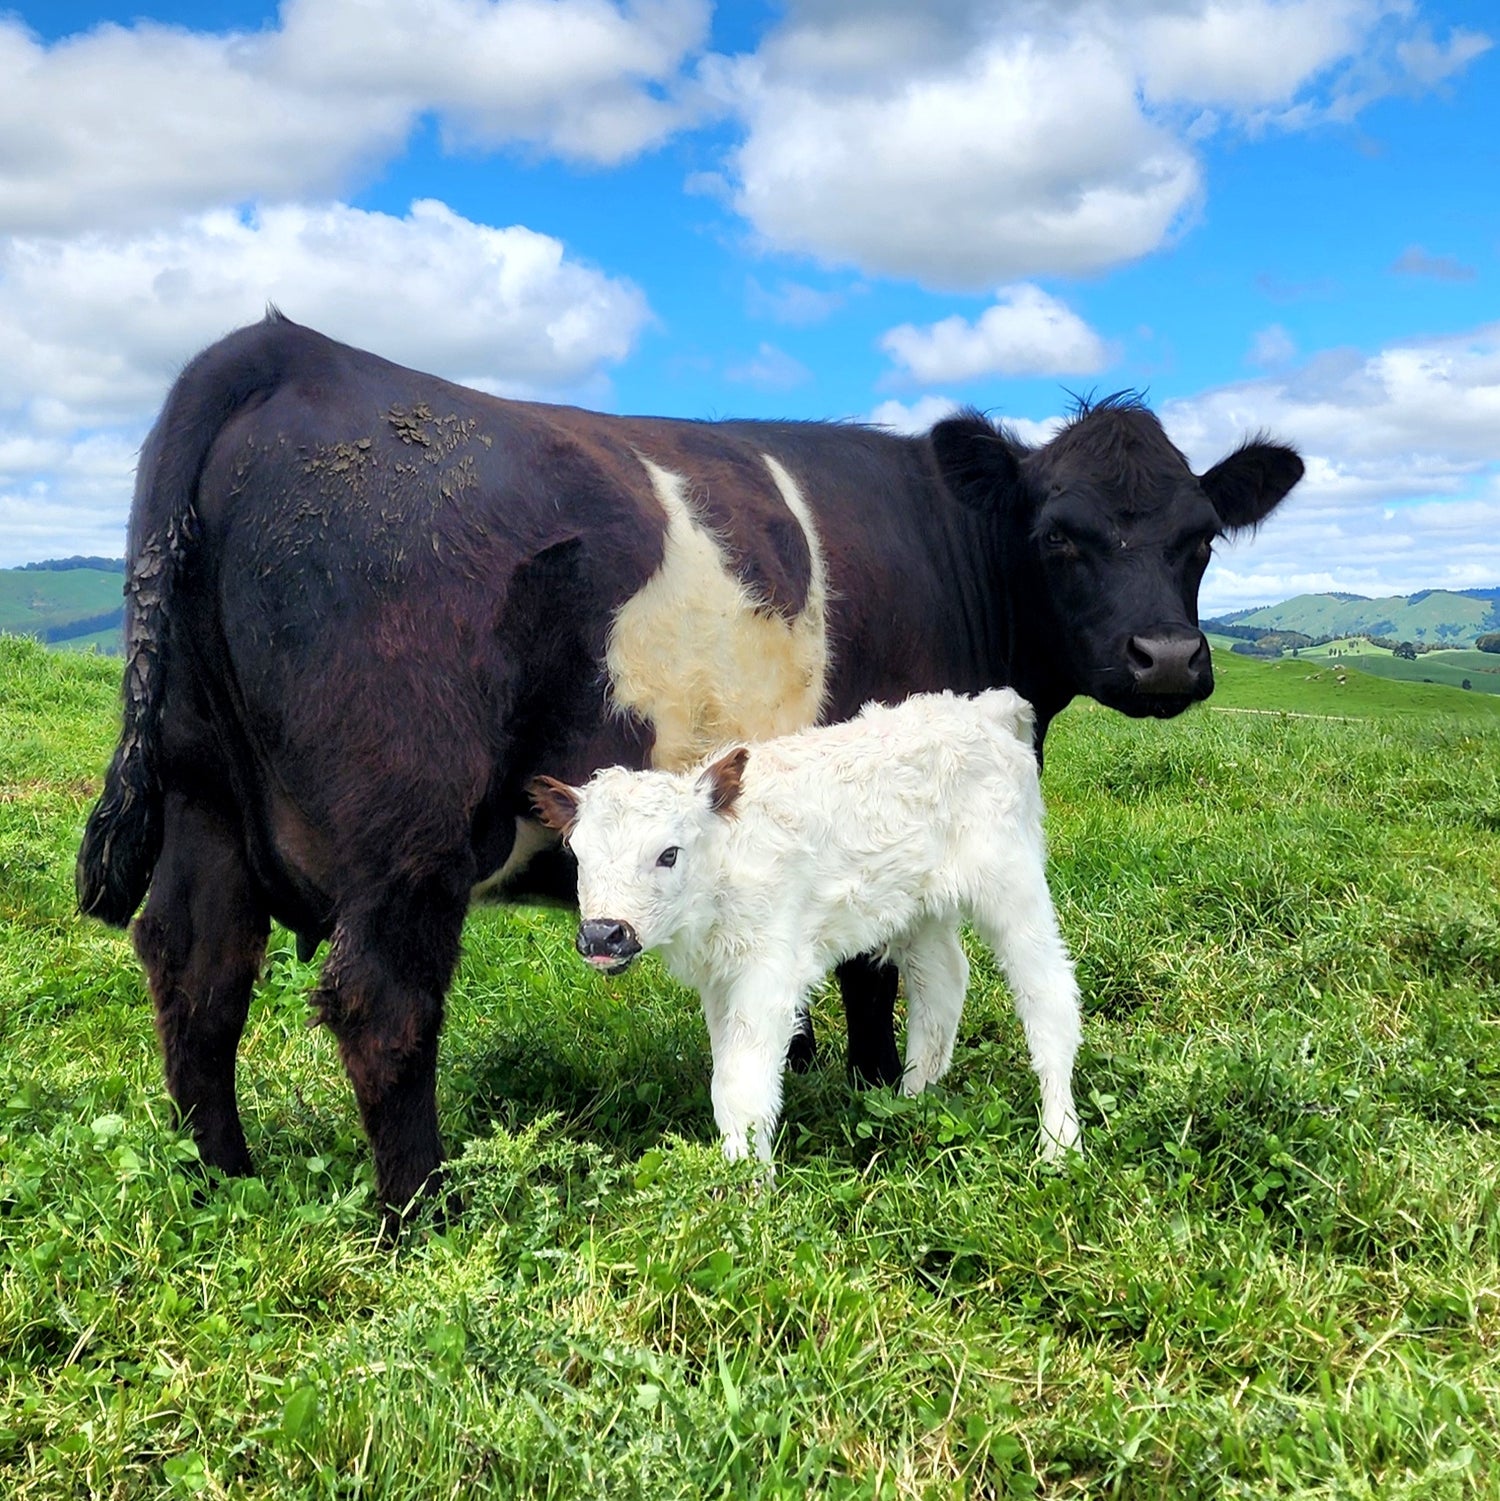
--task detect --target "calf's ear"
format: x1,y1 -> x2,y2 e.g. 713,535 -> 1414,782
929,411 -> 1023,512
527,776 -> 581,834
697,747 -> 748,818
1199,441 -> 1304,532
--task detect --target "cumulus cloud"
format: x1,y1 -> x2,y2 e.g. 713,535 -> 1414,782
862,318 -> 1500,613
866,395 -> 963,435
0,200 -> 653,564
1161,322 -> 1500,611
1391,245 -> 1477,281
707,0 -> 1490,288
0,0 -> 710,234
745,277 -> 849,326
0,200 -> 651,432
1247,323 -> 1298,369
1130,0 -> 1373,110
881,285 -> 1110,383
713,28 -> 1200,289
723,342 -> 813,389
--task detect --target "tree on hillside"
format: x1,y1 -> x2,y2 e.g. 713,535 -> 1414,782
1477,633 -> 1500,655
1393,641 -> 1418,660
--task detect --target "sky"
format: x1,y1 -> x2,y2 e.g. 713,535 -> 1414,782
0,0 -> 1496,613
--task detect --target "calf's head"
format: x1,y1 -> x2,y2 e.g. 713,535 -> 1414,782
528,748 -> 748,972
930,396 -> 1303,720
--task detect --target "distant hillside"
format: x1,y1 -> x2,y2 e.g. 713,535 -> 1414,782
0,563 -> 124,653
1208,589 -> 1500,647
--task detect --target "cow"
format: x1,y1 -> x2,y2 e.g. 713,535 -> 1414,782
530,689 -> 1082,1168
76,311 -> 1302,1229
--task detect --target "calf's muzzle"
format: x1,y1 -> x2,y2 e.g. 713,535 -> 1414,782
577,917 -> 642,973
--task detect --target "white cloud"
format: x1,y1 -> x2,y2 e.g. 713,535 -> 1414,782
723,342 -> 813,389
1164,322 -> 1500,612
1132,0 -> 1373,109
866,395 -> 963,435
0,200 -> 652,433
881,285 -> 1110,383
714,29 -> 1200,289
1247,323 -> 1298,369
707,1 -> 1490,289
0,200 -> 653,565
1167,328 -> 1500,479
0,432 -> 139,567
0,0 -> 710,234
860,316 -> 1500,613
1391,245 -> 1477,281
746,277 -> 848,326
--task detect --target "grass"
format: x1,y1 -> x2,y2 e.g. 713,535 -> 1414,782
3,632 -> 1500,1498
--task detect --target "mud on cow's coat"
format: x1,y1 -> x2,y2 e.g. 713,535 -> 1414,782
76,312 -> 1302,1228
531,689 -> 1083,1167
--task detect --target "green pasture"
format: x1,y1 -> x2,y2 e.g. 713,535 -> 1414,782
3,634 -> 1499,1498
1204,644 -> 1500,716
0,570 -> 122,643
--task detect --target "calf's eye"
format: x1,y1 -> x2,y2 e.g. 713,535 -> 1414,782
657,846 -> 680,869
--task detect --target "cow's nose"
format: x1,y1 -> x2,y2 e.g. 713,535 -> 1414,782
576,918 -> 642,971
1126,630 -> 1210,695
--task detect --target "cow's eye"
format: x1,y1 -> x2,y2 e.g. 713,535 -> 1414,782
656,846 -> 680,869
1042,528 -> 1078,557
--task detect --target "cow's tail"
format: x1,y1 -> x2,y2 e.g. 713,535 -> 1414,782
77,310 -> 297,926
980,686 -> 1037,750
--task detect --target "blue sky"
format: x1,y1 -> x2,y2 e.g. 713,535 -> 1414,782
1,0 -> 1496,612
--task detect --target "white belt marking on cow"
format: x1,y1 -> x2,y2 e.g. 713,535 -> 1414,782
606,453 -> 830,772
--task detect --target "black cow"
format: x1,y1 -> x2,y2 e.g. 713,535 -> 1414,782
78,312 -> 1302,1227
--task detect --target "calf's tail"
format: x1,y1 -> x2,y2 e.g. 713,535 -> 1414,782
77,310 -> 296,926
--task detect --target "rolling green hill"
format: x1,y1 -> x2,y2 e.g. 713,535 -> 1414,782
1197,642 -> 1500,718
1211,588 -> 1500,646
0,565 -> 123,652
1293,638 -> 1500,695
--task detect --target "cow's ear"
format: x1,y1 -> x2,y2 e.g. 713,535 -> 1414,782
1199,441 -> 1303,532
527,775 -> 581,834
697,747 -> 748,819
929,411 -> 1023,512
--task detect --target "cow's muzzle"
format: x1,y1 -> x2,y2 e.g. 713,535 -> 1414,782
576,918 -> 642,974
1126,629 -> 1211,706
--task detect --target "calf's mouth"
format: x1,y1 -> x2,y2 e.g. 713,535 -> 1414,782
576,917 -> 642,974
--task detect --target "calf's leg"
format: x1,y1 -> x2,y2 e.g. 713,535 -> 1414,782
132,792 -> 269,1177
700,973 -> 807,1165
967,862 -> 1082,1160
889,920 -> 969,1095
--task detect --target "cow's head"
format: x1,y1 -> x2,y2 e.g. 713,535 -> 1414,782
528,748 -> 746,973
930,396 -> 1303,721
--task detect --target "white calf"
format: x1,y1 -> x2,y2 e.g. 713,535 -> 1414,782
529,689 -> 1082,1166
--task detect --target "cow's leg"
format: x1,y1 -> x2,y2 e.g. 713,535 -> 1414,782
785,1008 -> 817,1073
700,973 -> 807,1166
889,921 -> 969,1096
313,871 -> 470,1230
836,955 -> 903,1086
132,791 -> 269,1177
968,867 -> 1082,1160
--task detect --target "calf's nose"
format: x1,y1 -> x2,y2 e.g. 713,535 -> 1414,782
576,918 -> 642,969
1126,630 -> 1210,695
